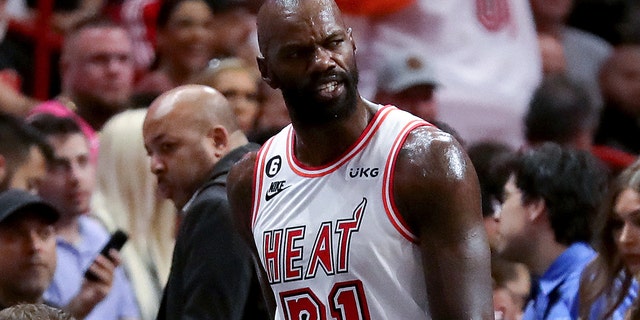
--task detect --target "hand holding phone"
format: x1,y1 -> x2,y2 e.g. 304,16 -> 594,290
84,230 -> 129,281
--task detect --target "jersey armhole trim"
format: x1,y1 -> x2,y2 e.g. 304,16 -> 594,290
382,121 -> 430,243
251,137 -> 275,229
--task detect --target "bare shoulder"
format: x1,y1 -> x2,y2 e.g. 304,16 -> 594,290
227,151 -> 259,233
395,125 -> 470,184
393,125 -> 481,237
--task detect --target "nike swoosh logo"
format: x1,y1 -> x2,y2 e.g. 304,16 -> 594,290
265,185 -> 291,201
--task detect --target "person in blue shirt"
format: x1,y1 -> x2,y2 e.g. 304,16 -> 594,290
28,114 -> 140,320
579,159 -> 640,319
494,142 -> 611,319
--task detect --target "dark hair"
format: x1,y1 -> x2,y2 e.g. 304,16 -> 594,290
510,142 -> 609,245
0,303 -> 75,320
525,74 -> 598,146
467,141 -> 515,217
579,159 -> 640,319
62,16 -> 129,64
0,112 -> 54,189
491,254 -> 530,310
27,114 -> 83,138
156,0 -> 213,29
66,15 -> 124,37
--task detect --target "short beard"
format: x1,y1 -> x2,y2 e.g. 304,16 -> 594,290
282,67 -> 359,126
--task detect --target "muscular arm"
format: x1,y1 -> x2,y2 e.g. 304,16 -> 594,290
227,152 -> 277,317
393,126 -> 493,319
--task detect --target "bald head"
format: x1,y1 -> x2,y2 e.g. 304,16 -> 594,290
257,0 -> 345,57
143,85 -> 248,208
255,0 -> 359,125
147,85 -> 240,133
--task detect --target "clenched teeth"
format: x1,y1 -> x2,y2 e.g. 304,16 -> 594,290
318,81 -> 339,93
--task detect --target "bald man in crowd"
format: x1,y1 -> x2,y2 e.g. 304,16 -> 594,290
143,85 -> 269,319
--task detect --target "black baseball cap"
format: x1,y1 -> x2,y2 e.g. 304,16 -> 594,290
0,189 -> 59,224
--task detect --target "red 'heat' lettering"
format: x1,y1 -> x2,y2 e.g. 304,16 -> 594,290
306,222 -> 335,278
336,198 -> 367,272
263,230 -> 282,283
261,198 -> 367,283
284,227 -> 305,281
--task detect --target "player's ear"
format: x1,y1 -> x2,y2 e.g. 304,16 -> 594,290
257,56 -> 278,89
347,27 -> 356,52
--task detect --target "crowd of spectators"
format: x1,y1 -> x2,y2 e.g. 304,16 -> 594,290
0,0 -> 639,318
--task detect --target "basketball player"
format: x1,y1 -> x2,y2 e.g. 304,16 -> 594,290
226,0 -> 494,319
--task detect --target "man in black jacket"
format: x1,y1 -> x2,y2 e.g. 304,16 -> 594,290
143,84 -> 268,319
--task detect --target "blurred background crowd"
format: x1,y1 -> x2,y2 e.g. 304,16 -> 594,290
0,0 -> 640,319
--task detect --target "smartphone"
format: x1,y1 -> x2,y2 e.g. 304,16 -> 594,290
84,230 -> 129,281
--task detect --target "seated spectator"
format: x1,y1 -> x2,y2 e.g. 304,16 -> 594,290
134,0 -> 214,98
467,140 -> 516,251
374,52 -> 439,122
0,189 -> 58,310
28,17 -> 136,159
579,159 -> 640,319
248,82 -> 290,145
525,74 -> 636,174
530,0 -> 612,108
0,303 -> 74,320
28,114 -> 140,320
595,44 -> 640,155
92,109 -> 176,320
468,140 -> 530,320
525,74 -> 598,150
492,255 -> 531,320
190,57 -> 260,135
494,142 -> 611,319
206,0 -> 260,67
122,0 -> 259,77
0,111 -> 52,193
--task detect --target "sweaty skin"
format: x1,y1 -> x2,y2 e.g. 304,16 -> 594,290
228,0 -> 493,318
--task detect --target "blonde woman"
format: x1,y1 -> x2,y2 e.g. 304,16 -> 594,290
91,109 -> 176,320
190,57 -> 261,135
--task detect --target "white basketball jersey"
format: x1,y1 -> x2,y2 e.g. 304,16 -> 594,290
251,105 -> 432,319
